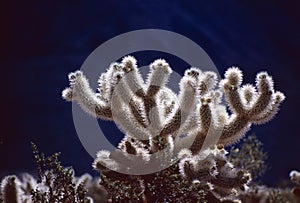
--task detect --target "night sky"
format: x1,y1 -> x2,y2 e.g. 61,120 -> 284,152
1,1 -> 299,186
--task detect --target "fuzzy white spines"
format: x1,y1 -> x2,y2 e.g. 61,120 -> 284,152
290,170 -> 300,185
75,173 -> 92,189
177,148 -> 193,159
61,57 -> 286,202
118,135 -> 150,162
122,55 -> 137,72
224,67 -> 243,87
177,70 -> 221,151
147,59 -> 172,90
220,68 -> 244,115
62,70 -> 112,120
121,56 -> 145,97
145,59 -> 173,131
177,73 -> 199,125
249,72 -> 274,116
1,173 -> 100,202
252,91 -> 285,124
240,84 -> 257,106
184,67 -> 202,82
93,150 -> 120,172
103,60 -> 147,135
62,87 -> 73,101
178,147 -> 251,198
62,57 -> 285,169
1,175 -> 22,203
199,71 -> 218,95
218,68 -> 285,146
20,173 -> 37,191
97,62 -> 124,103
158,67 -> 200,140
93,133 -> 154,174
111,80 -> 151,140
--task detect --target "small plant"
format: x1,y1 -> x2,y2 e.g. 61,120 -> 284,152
229,134 -> 268,181
30,142 -> 92,203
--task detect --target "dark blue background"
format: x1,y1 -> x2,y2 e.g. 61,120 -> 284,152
1,1 -> 299,186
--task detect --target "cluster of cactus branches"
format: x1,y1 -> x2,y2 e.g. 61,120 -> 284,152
63,55 -> 285,154
62,56 -> 285,202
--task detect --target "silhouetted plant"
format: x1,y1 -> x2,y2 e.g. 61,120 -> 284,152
30,142 -> 91,203
229,134 -> 268,181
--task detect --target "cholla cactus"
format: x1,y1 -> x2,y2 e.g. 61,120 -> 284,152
1,175 -> 22,203
290,170 -> 300,186
62,56 -> 285,153
290,170 -> 300,198
178,146 -> 251,200
62,56 -> 285,202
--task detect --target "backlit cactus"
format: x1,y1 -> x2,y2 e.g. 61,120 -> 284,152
62,56 -> 285,202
